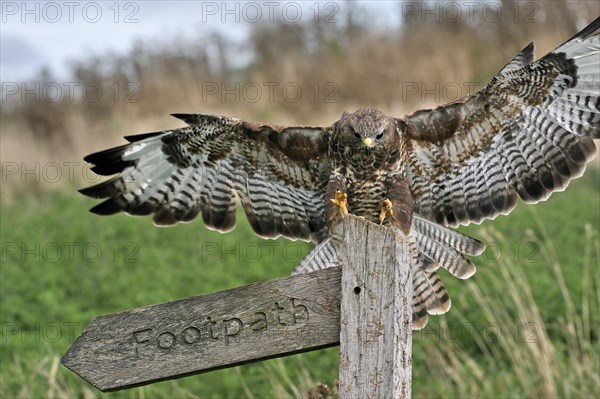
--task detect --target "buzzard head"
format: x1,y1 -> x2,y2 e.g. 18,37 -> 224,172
333,108 -> 399,165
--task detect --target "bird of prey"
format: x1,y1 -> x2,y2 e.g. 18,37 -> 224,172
81,18 -> 600,328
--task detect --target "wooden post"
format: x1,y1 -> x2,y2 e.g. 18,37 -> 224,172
338,216 -> 414,398
62,215 -> 415,396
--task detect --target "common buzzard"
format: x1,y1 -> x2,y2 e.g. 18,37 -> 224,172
81,18 -> 600,328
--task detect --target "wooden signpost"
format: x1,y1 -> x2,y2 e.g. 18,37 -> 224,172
338,217 -> 414,398
63,216 -> 414,397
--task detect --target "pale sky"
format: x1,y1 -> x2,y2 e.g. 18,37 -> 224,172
1,1 -> 400,82
4,1 -> 596,84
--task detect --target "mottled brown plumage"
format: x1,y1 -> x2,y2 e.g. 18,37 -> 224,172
81,18 -> 600,328
327,108 -> 412,234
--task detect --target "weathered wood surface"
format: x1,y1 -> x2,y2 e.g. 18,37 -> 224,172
338,216 -> 414,398
62,267 -> 342,391
63,215 -> 415,395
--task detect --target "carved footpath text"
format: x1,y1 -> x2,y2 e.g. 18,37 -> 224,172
130,298 -> 309,358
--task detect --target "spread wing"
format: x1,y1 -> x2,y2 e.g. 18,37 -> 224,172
400,17 -> 600,227
80,113 -> 330,242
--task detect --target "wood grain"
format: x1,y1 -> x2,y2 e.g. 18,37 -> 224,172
337,216 -> 414,398
62,267 -> 341,391
63,215 -> 414,396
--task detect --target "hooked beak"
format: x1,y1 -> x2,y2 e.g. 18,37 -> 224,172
363,137 -> 374,148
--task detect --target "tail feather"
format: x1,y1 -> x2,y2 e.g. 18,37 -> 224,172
292,238 -> 338,275
413,215 -> 485,255
425,270 -> 451,315
413,215 -> 483,279
293,215 -> 478,329
416,234 -> 477,279
412,268 -> 451,329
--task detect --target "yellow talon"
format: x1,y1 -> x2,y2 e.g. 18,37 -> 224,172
330,190 -> 349,216
379,198 -> 394,224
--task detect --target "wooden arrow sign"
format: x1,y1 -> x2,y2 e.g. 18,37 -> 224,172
62,267 -> 342,391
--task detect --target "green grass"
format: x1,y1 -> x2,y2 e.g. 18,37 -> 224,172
1,170 -> 598,398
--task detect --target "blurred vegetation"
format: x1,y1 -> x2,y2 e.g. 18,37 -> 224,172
2,1 -> 598,168
1,1 -> 599,398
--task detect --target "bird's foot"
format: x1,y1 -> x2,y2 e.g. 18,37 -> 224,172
330,190 -> 349,216
379,198 -> 394,224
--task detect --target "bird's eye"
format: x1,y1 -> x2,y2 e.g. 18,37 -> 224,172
353,131 -> 361,140
375,132 -> 384,140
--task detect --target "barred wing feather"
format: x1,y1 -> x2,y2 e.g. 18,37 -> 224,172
402,17 -> 600,227
80,114 -> 331,242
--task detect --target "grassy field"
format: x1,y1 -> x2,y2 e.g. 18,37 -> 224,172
3,5 -> 599,397
1,166 -> 598,398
